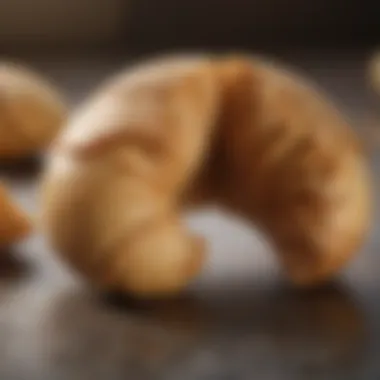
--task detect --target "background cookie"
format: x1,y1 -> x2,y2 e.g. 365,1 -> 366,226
0,62 -> 67,158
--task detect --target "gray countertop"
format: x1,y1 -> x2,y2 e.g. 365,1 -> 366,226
1,49 -> 380,380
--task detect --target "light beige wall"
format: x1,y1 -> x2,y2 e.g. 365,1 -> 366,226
0,0 -> 127,47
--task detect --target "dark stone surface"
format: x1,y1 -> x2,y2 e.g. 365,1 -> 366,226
0,49 -> 379,380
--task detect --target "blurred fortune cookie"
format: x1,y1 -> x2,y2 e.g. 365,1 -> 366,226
0,62 -> 66,158
0,183 -> 31,246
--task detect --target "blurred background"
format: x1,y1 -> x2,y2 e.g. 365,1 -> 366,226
1,0 -> 379,115
1,1 -> 380,380
1,0 -> 380,53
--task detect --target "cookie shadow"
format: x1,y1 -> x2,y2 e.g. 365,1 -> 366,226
0,246 -> 33,282
0,155 -> 43,179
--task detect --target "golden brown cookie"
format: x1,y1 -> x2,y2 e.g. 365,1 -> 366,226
40,54 -> 372,298
0,183 -> 31,246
